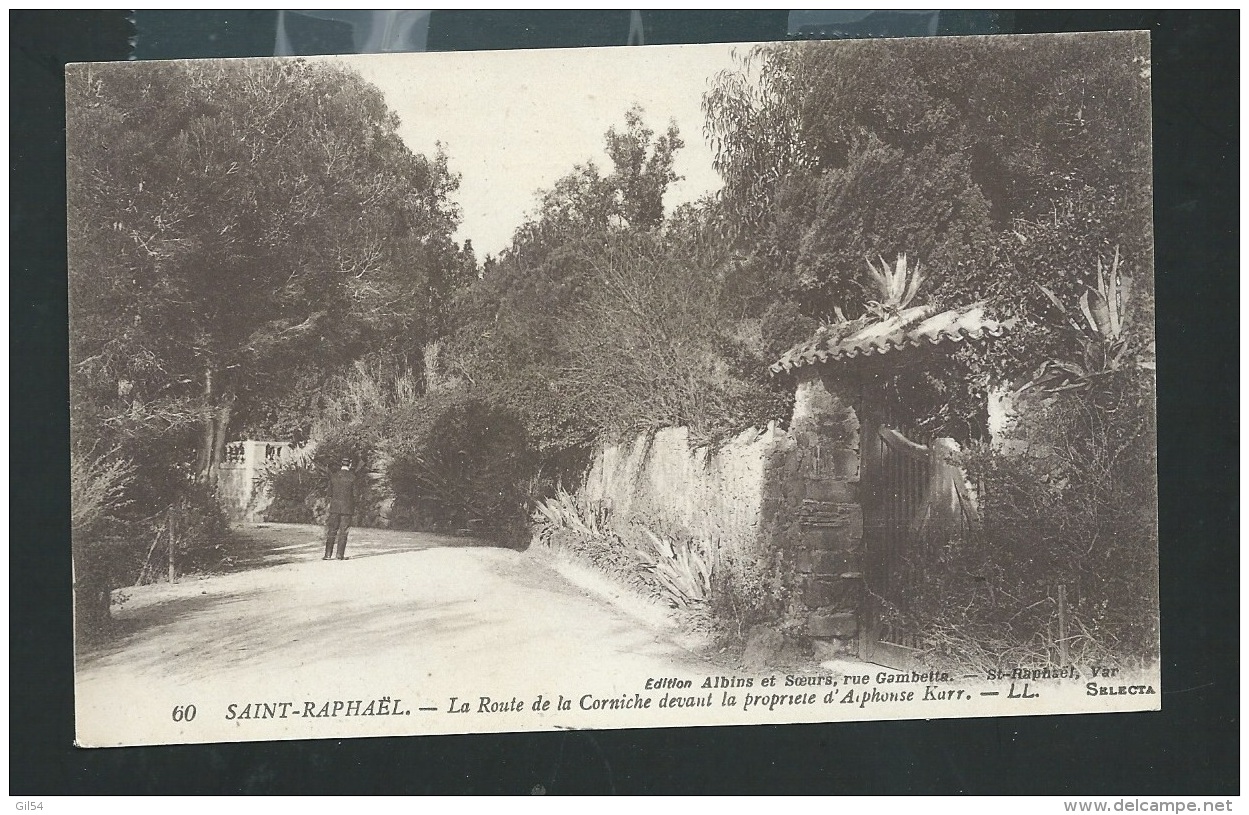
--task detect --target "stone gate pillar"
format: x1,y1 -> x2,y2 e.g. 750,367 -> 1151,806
776,369 -> 864,656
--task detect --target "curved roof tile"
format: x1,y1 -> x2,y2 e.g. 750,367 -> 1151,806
770,302 -> 1015,375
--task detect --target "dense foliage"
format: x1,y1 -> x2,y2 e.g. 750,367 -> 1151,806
71,445 -> 227,639
705,33 -> 1154,389
386,389 -> 534,538
435,105 -> 790,471
698,35 -> 1156,660
68,59 -> 463,622
68,58 -> 464,481
893,365 -> 1158,669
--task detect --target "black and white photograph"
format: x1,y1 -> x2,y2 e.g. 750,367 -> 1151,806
67,33 -> 1160,749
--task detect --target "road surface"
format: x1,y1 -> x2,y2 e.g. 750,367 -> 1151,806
75,523 -> 720,745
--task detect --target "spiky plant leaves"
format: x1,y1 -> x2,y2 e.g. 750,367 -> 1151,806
1037,283 -> 1084,332
864,255 -> 890,304
865,252 -> 925,311
1030,246 -> 1140,395
1096,251 -> 1108,308
1099,245 -> 1129,338
639,525 -> 674,560
900,254 -> 925,309
632,526 -> 712,607
1079,288 -> 1113,336
1114,274 -> 1131,336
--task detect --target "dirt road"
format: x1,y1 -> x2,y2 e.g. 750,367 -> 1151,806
75,523 -> 720,746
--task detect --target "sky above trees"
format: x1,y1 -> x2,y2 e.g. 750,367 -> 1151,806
341,44 -> 742,256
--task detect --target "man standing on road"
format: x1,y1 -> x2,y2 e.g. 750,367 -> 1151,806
324,458 -> 359,561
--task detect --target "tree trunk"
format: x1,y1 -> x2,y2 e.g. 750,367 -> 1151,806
196,364 -> 215,483
167,513 -> 176,583
195,362 -> 236,488
208,391 -> 236,488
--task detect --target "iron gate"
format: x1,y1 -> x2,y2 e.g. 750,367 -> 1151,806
860,419 -> 976,669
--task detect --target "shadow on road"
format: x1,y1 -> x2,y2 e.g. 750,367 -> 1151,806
77,589 -> 253,670
215,523 -> 505,573
88,591 -> 491,683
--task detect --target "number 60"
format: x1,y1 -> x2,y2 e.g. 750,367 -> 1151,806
172,704 -> 197,722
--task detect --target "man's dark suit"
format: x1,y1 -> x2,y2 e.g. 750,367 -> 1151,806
324,468 -> 358,559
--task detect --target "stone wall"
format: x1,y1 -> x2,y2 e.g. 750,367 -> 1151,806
572,366 -> 991,661
577,370 -> 868,655
582,425 -> 782,558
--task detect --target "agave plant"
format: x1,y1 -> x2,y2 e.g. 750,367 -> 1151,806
1030,246 -> 1135,393
634,525 -> 713,608
865,253 -> 925,318
530,488 -> 609,541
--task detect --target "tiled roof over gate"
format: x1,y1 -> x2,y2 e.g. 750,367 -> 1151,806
770,302 -> 1014,375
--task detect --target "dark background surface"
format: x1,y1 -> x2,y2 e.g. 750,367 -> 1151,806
10,10 -> 1238,794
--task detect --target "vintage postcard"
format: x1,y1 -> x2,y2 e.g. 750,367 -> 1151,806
69,33 -> 1158,748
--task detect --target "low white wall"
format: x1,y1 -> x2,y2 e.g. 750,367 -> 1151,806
581,424 -> 784,550
216,440 -> 294,523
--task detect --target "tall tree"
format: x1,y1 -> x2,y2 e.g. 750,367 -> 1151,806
704,34 -> 1153,395
604,104 -> 685,230
438,106 -> 693,460
704,34 -> 1153,328
444,106 -> 685,381
68,58 -> 461,481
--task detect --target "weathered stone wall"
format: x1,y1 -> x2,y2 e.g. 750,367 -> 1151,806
578,372 -> 868,655
582,425 -> 782,557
